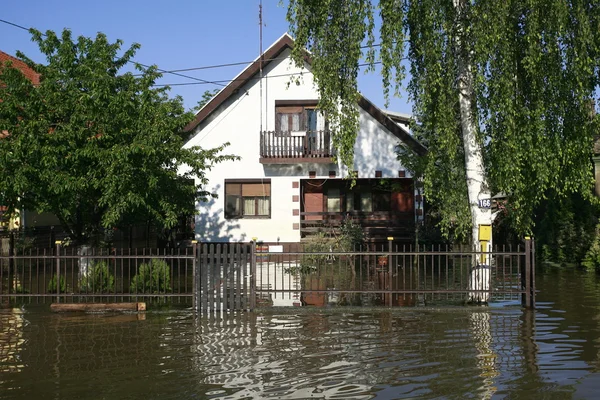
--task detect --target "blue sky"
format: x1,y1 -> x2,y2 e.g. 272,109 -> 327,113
1,0 -> 412,114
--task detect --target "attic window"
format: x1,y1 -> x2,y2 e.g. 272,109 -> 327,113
275,100 -> 324,134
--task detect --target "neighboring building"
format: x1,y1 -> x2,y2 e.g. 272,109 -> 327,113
184,34 -> 426,246
0,51 -> 45,231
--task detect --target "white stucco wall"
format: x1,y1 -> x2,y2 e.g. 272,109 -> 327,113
185,43 -> 413,243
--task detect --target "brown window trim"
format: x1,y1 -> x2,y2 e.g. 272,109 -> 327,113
275,100 -> 325,134
275,100 -> 319,107
224,179 -> 271,219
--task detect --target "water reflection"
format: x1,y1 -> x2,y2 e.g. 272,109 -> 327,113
2,267 -> 600,399
0,308 -> 26,374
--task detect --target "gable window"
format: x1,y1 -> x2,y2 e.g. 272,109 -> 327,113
225,179 -> 271,219
275,100 -> 325,134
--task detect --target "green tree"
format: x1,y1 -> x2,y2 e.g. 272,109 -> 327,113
287,0 -> 598,243
194,89 -> 220,112
0,29 -> 236,245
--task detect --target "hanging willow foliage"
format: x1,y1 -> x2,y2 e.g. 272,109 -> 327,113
288,0 -> 600,238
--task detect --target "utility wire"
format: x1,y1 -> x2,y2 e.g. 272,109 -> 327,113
151,59 -> 405,88
0,17 -> 226,87
1,17 -> 403,81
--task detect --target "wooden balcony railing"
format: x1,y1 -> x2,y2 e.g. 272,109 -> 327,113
300,211 -> 416,239
260,130 -> 335,162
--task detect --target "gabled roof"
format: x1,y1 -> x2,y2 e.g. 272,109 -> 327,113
185,34 -> 427,156
0,50 -> 40,85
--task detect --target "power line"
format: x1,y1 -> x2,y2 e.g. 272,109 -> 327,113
0,17 -> 226,87
1,18 -> 401,81
151,59 -> 403,88
137,41 -> 394,75
0,17 -> 407,89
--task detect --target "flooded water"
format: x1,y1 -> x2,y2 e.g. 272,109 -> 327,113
1,266 -> 600,399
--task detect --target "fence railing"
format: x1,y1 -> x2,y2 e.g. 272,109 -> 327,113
1,239 -> 535,311
259,130 -> 334,159
252,239 -> 536,309
0,243 -> 197,305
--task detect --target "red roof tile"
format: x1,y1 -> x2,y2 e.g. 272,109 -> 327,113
0,50 -> 40,85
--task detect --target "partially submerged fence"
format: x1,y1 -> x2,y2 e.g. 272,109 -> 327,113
253,240 -> 535,309
0,239 -> 535,310
0,243 -> 197,305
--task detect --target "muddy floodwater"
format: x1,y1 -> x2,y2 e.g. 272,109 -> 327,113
1,266 -> 600,399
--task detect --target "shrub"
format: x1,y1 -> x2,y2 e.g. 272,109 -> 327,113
48,275 -> 66,293
130,259 -> 171,294
583,223 -> 600,270
80,261 -> 115,293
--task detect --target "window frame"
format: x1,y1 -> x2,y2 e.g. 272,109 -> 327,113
275,100 -> 321,135
224,179 -> 271,219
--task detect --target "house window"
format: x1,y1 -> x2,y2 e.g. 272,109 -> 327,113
225,179 -> 271,219
275,101 -> 324,133
373,192 -> 391,212
326,188 -> 341,212
346,191 -> 372,212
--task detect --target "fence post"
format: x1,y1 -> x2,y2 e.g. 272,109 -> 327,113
523,237 -> 531,308
192,240 -> 198,312
530,237 -> 536,309
50,226 -> 55,249
55,240 -> 61,304
387,237 -> 393,307
8,231 -> 14,276
250,240 -> 256,311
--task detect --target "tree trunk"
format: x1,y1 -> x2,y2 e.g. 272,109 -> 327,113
453,0 -> 492,303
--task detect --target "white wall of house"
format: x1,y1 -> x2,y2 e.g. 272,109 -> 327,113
185,43 -> 412,243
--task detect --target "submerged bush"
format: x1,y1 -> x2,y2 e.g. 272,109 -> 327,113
583,223 -> 600,270
48,275 -> 66,293
130,259 -> 171,294
80,261 -> 115,293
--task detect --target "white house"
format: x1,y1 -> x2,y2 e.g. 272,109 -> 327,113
184,34 -> 427,246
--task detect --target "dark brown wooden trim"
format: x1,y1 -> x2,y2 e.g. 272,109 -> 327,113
224,178 -> 271,184
184,35 -> 296,132
184,34 -> 428,158
358,97 -> 428,156
275,99 -> 319,106
259,157 -> 335,164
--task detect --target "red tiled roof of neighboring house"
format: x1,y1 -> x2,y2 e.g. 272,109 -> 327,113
184,34 -> 427,156
0,50 -> 40,85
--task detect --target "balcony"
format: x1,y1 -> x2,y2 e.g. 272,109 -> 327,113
259,130 -> 335,163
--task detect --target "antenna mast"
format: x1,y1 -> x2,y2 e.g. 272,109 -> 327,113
259,0 -> 264,134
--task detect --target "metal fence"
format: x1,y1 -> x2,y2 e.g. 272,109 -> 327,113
252,239 -> 535,309
0,243 -> 197,305
1,239 -> 535,310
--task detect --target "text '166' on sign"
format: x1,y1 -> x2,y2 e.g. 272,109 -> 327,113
478,198 -> 491,209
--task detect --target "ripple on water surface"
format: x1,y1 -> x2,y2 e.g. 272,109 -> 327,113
1,279 -> 599,399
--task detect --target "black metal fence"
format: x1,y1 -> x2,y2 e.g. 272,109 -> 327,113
0,243 -> 197,305
1,239 -> 535,310
252,239 -> 535,309
252,241 -> 535,306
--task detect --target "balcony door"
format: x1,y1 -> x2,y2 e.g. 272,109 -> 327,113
275,101 -> 328,157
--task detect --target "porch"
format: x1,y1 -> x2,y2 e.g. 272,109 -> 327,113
300,178 -> 416,242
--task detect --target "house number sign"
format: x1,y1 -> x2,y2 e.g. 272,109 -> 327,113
478,198 -> 491,209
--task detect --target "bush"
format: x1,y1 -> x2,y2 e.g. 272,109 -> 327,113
80,261 -> 115,293
583,223 -> 600,270
130,259 -> 171,294
48,275 -> 66,293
